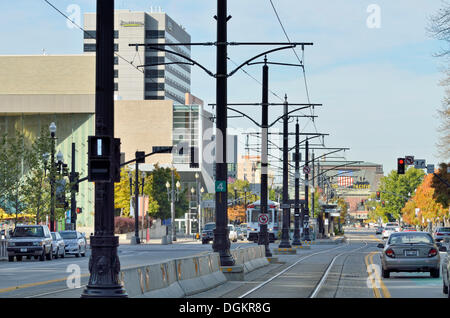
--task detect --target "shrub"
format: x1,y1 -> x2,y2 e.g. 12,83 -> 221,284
114,216 -> 153,234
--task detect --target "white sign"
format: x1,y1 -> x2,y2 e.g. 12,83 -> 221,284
324,219 -> 329,225
414,159 -> 426,169
427,164 -> 435,174
405,156 -> 414,165
330,212 -> 340,217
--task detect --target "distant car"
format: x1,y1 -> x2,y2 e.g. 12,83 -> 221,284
236,227 -> 244,241
376,227 -> 383,235
7,225 -> 53,262
201,222 -> 215,244
433,227 -> 450,242
228,224 -> 238,242
382,226 -> 397,239
240,223 -> 248,238
385,222 -> 400,232
51,232 -> 65,259
378,231 -> 441,278
59,231 -> 86,257
402,227 -> 417,232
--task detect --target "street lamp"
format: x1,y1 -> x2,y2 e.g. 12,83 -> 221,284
195,173 -> 201,238
166,170 -> 181,242
49,122 -> 56,232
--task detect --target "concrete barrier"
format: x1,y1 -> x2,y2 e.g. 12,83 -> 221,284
0,240 -> 7,261
121,246 -> 269,297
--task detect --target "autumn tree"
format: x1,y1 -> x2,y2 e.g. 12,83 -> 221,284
431,162 -> 450,209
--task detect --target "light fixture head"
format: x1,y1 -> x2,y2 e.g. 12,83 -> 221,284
56,151 -> 63,162
49,122 -> 57,134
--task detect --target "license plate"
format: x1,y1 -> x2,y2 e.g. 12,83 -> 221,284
20,248 -> 27,252
405,250 -> 418,257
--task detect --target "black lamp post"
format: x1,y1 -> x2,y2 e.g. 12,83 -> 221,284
49,122 -> 57,232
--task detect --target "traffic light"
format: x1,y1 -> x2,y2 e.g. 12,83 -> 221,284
76,207 -> 83,214
376,191 -> 380,200
397,158 -> 405,175
88,136 -> 113,182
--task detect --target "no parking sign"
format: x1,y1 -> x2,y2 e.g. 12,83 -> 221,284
258,214 -> 269,225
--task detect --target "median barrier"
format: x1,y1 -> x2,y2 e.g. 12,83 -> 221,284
121,246 -> 269,297
0,240 -> 7,261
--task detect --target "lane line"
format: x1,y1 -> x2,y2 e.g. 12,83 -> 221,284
370,252 -> 391,298
365,251 -> 381,298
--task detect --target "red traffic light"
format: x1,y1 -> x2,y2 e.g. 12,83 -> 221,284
398,159 -> 404,164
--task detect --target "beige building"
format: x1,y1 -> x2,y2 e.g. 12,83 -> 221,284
0,54 -> 214,232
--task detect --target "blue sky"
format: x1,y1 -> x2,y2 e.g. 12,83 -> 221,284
0,0 -> 447,176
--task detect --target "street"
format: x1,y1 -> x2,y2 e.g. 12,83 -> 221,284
0,228 -> 447,298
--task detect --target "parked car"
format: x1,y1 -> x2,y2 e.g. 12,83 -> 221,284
433,227 -> 450,242
59,230 -> 86,257
382,226 -> 397,239
51,232 -> 65,259
201,222 -> 215,244
402,227 -> 417,232
7,225 -> 53,262
378,231 -> 441,278
385,222 -> 400,232
376,226 -> 383,235
228,224 -> 238,242
440,238 -> 450,296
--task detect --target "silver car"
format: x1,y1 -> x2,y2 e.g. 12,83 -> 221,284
440,238 -> 450,296
51,232 -> 65,259
378,231 -> 441,278
59,230 -> 86,257
433,227 -> 450,242
7,225 -> 53,262
382,226 -> 397,239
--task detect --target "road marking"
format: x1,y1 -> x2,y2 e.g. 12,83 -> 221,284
365,252 -> 381,298
370,252 -> 391,298
0,273 -> 90,294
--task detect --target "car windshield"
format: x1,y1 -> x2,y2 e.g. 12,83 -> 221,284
437,228 -> 450,232
388,233 -> 433,245
203,223 -> 215,231
59,232 -> 77,239
13,227 -> 44,237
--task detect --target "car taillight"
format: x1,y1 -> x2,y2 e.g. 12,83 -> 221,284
428,248 -> 438,257
385,249 -> 395,258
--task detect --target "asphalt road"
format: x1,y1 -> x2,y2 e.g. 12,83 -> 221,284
1,229 -> 447,298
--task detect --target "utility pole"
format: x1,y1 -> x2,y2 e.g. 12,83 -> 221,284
311,151 -> 315,238
279,94 -> 291,248
82,0 -> 126,298
257,57 -> 272,257
303,139 -> 311,241
292,119 -> 302,245
212,0 -> 235,266
132,157 -> 141,245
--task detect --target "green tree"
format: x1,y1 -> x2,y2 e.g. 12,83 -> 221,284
114,167 -> 133,217
378,167 -> 425,221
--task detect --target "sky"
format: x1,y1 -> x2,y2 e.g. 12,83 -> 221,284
0,0 -> 447,176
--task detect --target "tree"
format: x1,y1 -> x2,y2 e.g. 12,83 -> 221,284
402,173 -> 448,226
114,167 -> 132,217
431,162 -> 450,209
429,3 -> 450,160
378,167 -> 425,221
227,204 -> 246,223
22,127 -> 53,223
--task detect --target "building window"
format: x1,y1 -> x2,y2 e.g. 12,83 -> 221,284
145,82 -> 165,91
145,70 -> 165,78
145,30 -> 165,39
145,95 -> 165,100
145,56 -> 165,66
114,83 -> 118,91
83,43 -> 118,52
114,70 -> 118,78
114,56 -> 119,65
83,44 -> 96,52
84,30 -> 119,39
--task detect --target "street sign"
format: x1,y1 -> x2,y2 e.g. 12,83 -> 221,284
258,214 -> 269,225
427,164 -> 435,174
303,165 -> 311,174
405,156 -> 414,165
215,180 -> 226,193
414,159 -> 426,169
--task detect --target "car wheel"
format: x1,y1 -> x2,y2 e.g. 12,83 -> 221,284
202,240 -> 207,244
54,248 -> 59,259
81,247 -> 86,257
46,247 -> 52,260
39,249 -> 45,261
26,256 -> 32,260
8,256 -> 14,262
75,247 -> 80,257
16,256 -> 22,262
382,268 -> 390,278
443,281 -> 448,294
34,256 -> 38,260
61,250 -> 65,258
431,268 -> 440,278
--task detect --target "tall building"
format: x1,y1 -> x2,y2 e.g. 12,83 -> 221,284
83,9 -> 191,104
